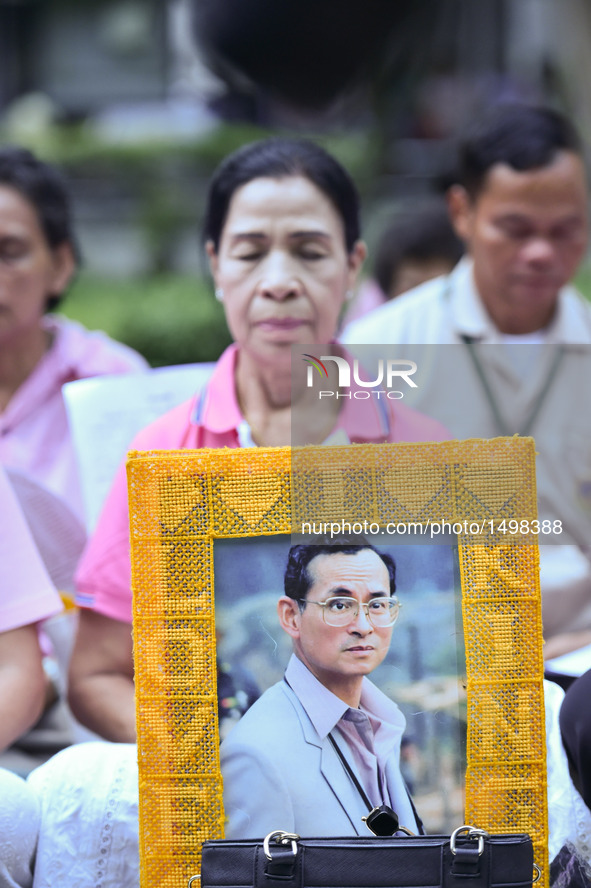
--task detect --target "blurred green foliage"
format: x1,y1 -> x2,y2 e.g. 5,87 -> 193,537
60,272 -> 232,367
575,265 -> 591,302
6,121 -> 266,167
9,119 -> 371,182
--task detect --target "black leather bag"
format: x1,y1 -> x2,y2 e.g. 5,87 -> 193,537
198,826 -> 540,888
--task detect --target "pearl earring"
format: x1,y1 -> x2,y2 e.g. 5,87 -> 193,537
345,289 -> 354,302
215,288 -> 224,302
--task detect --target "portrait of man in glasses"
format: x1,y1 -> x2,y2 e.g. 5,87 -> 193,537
220,539 -> 421,839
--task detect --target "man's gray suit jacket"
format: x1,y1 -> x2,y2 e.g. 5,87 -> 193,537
220,678 -> 415,839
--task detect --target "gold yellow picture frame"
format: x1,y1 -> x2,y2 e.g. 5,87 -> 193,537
127,437 -> 547,888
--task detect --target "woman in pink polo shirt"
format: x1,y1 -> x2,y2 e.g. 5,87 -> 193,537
28,139 -> 448,888
0,147 -> 147,523
70,137 -> 448,745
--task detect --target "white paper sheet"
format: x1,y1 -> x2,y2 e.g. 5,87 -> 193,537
63,363 -> 214,532
545,643 -> 591,677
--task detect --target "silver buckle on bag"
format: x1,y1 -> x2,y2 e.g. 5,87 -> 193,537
451,826 -> 541,885
450,825 -> 489,856
263,831 -> 300,861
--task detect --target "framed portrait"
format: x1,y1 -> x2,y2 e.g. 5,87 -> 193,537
128,438 -> 546,888
212,534 -> 464,832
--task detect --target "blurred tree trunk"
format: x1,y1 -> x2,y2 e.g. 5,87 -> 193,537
550,0 -> 591,146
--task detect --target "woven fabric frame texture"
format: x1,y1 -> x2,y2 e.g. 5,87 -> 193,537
127,438 -> 547,888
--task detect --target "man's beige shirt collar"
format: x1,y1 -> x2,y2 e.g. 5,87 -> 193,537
448,256 -> 591,345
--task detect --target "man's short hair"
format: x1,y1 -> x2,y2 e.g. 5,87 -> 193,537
374,198 -> 464,296
284,537 -> 396,601
458,104 -> 583,199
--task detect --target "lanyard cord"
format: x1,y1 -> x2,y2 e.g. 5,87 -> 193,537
327,732 -> 374,810
440,271 -> 567,436
328,731 -> 425,835
284,677 -> 424,833
460,335 -> 566,437
283,676 -> 375,811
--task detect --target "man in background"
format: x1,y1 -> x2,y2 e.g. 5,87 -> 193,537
343,104 -> 589,346
342,104 -> 591,658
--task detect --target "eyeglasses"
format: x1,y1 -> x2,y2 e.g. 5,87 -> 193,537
299,596 -> 401,628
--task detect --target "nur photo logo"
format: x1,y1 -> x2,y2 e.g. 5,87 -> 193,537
302,353 -> 418,400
